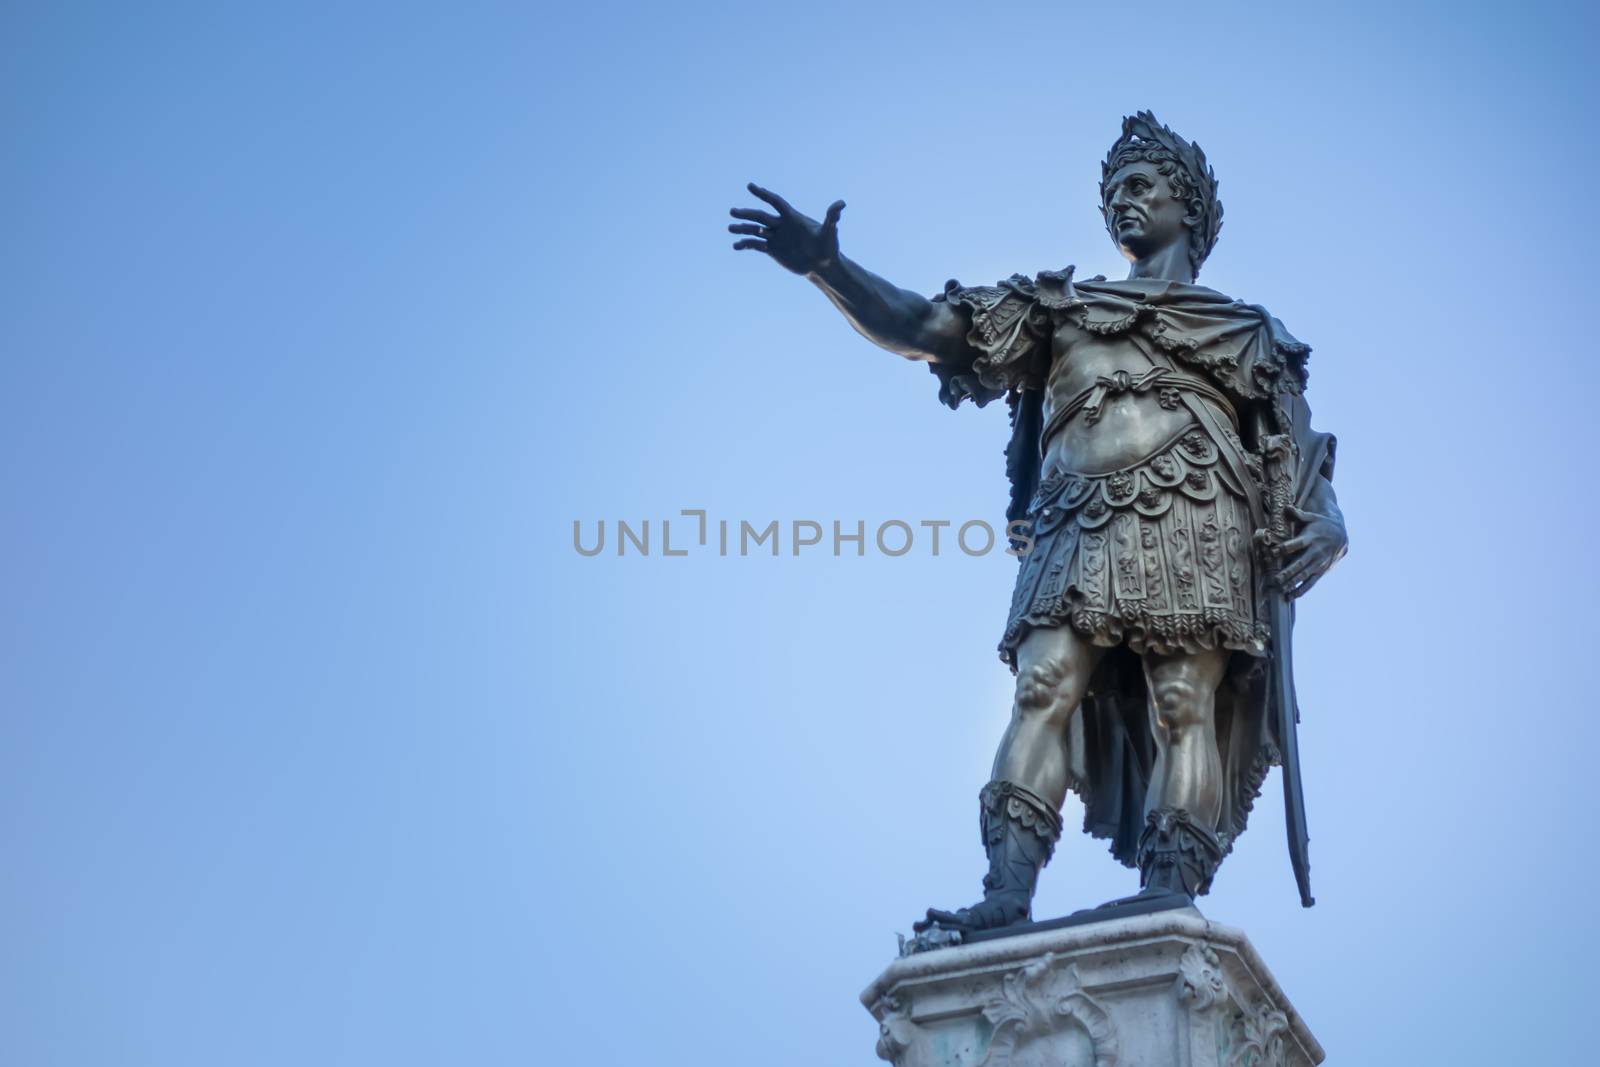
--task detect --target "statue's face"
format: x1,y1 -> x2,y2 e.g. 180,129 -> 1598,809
1104,161 -> 1190,261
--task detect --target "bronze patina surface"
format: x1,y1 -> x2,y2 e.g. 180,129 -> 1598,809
731,112 -> 1347,938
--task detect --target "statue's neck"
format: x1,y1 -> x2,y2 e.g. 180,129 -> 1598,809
1124,242 -> 1195,285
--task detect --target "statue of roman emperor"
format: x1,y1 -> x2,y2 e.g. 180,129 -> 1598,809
730,112 -> 1347,936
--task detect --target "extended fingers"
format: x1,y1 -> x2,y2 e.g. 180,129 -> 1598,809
747,182 -> 793,214
731,238 -> 769,252
727,223 -> 767,237
730,207 -> 779,225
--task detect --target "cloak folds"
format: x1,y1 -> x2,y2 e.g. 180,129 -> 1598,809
928,269 -> 1341,870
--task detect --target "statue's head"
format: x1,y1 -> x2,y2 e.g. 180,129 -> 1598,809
1100,112 -> 1223,278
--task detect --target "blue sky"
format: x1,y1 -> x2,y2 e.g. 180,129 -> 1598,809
3,2 -> 1597,1063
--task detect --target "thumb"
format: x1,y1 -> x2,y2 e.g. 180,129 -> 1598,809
823,199 -> 846,230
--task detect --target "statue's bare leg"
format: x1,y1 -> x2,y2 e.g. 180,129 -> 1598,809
991,625 -> 1105,808
915,626 -> 1103,933
1141,648 -> 1228,824
1117,647 -> 1230,900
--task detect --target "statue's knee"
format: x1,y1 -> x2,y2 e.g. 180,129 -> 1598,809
1015,657 -> 1074,723
1151,676 -> 1210,734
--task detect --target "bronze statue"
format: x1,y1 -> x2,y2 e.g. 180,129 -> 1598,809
731,112 -> 1347,937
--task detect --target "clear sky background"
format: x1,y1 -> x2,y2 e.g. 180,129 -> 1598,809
4,2 -> 1597,1064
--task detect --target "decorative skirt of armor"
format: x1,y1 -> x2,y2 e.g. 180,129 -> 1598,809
1000,426 -> 1270,665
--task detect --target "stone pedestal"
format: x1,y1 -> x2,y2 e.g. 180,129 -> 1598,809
861,909 -> 1323,1067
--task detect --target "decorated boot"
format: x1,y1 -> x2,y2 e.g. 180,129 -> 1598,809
914,780 -> 1062,933
1135,806 -> 1225,899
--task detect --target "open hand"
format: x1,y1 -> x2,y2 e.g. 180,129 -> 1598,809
1278,504 -> 1347,600
729,183 -> 845,276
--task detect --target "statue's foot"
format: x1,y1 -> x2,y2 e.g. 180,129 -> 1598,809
913,893 -> 1029,934
1094,882 -> 1192,912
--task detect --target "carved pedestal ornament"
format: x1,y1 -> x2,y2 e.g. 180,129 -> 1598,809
1177,942 -> 1229,1013
1222,1001 -> 1291,1067
872,992 -> 917,1065
1176,941 -> 1293,1067
862,913 -> 1322,1067
978,955 -> 1118,1067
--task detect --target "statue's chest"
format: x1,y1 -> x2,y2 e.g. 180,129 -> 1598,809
1047,322 -> 1158,396
1042,322 -> 1198,472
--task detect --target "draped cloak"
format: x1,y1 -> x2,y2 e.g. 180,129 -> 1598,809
927,268 -> 1341,868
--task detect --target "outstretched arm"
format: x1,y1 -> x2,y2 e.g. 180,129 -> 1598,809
730,183 -> 974,366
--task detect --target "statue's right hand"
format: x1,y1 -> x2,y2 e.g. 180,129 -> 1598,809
729,183 -> 845,276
